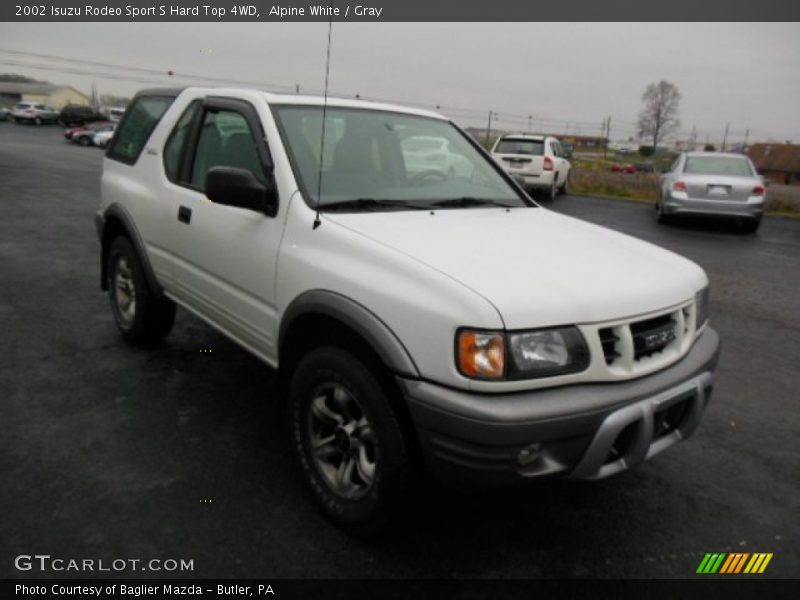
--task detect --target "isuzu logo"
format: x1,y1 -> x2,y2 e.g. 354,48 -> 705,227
644,327 -> 675,349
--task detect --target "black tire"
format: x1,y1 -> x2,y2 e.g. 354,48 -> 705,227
34,117 -> 42,126
78,135 -> 92,147
541,180 -> 557,202
655,198 -> 670,224
558,171 -> 570,195
106,236 -> 175,344
741,218 -> 761,234
288,346 -> 413,534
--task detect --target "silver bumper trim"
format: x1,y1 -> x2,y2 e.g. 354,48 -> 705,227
569,371 -> 713,480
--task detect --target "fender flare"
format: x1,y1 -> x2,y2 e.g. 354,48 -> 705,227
97,203 -> 165,300
279,290 -> 420,378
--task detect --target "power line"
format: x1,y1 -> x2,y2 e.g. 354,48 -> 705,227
0,47 -> 789,142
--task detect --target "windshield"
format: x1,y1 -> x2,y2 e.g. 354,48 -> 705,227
494,139 -> 544,155
684,156 -> 753,176
273,106 -> 528,210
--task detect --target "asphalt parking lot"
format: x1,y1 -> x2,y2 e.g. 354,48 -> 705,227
1,124 -> 798,579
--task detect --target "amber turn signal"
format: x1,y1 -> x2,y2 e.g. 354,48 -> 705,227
457,330 -> 505,379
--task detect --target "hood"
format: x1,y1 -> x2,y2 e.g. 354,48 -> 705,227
327,207 -> 706,328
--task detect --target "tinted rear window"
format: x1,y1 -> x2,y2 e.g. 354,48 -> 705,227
684,156 -> 753,176
495,139 -> 544,155
107,95 -> 174,165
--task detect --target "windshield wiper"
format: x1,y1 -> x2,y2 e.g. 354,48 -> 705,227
431,197 -> 516,209
320,198 -> 428,212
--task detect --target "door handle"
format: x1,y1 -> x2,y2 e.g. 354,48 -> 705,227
178,206 -> 192,224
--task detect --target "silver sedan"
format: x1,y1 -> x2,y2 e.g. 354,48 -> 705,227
657,152 -> 765,232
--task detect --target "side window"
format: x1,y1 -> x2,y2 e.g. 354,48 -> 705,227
550,141 -> 559,157
107,95 -> 174,165
670,157 -> 680,173
163,100 -> 201,183
190,109 -> 266,191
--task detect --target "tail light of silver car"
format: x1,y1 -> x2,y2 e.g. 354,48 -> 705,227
672,181 -> 687,192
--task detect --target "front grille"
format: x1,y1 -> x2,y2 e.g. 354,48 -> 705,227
589,302 -> 692,379
630,314 -> 677,361
598,327 -> 620,365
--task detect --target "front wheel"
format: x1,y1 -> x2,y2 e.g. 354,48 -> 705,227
106,236 -> 175,343
78,135 -> 92,147
288,347 -> 413,534
34,117 -> 42,126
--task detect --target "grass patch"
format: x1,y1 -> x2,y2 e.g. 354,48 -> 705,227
570,169 -> 660,202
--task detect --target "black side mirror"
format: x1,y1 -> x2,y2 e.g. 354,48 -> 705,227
205,167 -> 278,217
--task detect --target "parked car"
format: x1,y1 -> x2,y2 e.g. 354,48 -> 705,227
96,88 -> 719,532
10,102 -> 59,125
491,134 -> 571,200
611,163 -> 637,174
67,121 -> 114,146
635,163 -> 656,173
657,152 -> 765,232
106,107 -> 126,122
93,127 -> 116,148
59,104 -> 106,127
400,135 -> 473,180
0,107 -> 9,121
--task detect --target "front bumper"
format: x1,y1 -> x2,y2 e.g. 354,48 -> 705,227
399,327 -> 720,484
663,192 -> 764,219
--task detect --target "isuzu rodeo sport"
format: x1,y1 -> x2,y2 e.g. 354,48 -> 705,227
96,87 -> 720,531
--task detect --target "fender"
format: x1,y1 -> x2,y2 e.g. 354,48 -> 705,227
96,203 -> 165,300
279,290 -> 420,378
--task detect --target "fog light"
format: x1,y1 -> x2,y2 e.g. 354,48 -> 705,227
517,443 -> 541,466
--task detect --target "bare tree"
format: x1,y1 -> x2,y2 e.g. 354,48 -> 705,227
637,80 -> 681,151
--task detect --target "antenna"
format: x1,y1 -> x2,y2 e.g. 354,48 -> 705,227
313,14 -> 334,230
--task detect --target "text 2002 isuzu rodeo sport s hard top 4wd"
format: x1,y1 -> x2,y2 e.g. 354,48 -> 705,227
96,87 -> 720,531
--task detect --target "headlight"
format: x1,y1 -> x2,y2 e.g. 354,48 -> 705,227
456,327 -> 589,380
507,327 -> 589,378
695,286 -> 710,330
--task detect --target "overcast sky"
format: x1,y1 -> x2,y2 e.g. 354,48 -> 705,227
1,22 -> 799,143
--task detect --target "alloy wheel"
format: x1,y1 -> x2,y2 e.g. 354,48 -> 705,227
307,382 -> 377,500
113,256 -> 136,326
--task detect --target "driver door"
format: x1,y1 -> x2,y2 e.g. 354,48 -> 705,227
166,97 -> 283,363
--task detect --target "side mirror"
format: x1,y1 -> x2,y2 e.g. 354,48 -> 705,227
205,166 -> 278,217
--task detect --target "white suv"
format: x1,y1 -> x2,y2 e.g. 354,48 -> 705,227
491,134 -> 571,200
96,88 -> 720,532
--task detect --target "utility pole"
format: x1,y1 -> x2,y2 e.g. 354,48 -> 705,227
486,110 -> 497,147
295,84 -> 300,94
691,126 -> 697,150
527,115 -> 532,133
722,122 -> 730,152
743,128 -> 750,150
603,115 -> 611,160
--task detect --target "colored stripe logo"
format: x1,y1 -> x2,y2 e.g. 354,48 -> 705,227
696,552 -> 773,574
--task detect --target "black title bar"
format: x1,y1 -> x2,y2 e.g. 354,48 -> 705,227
3,0 -> 800,22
